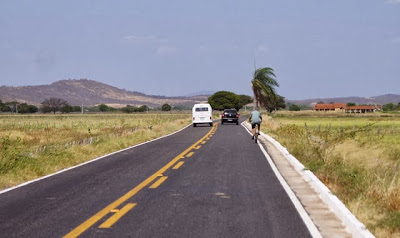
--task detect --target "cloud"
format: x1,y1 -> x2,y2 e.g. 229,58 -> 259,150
156,45 -> 177,55
387,0 -> 400,4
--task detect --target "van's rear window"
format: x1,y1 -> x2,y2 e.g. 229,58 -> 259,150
195,107 -> 208,112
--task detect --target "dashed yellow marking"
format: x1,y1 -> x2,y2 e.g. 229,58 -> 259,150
201,141 -> 206,144
194,145 -> 201,150
111,209 -> 119,213
172,161 -> 184,170
149,176 -> 168,189
99,203 -> 136,228
186,152 -> 194,157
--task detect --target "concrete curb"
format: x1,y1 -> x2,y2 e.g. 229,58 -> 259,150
254,124 -> 374,238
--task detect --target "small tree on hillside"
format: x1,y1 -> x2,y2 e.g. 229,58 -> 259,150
346,102 -> 356,106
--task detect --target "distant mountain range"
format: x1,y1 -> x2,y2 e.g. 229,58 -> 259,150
1,79 -> 399,107
0,79 -> 208,107
287,94 -> 400,106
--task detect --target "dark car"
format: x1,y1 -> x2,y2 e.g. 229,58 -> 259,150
221,109 -> 239,125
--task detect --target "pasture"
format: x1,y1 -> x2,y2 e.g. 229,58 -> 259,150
0,113 -> 191,189
265,111 -> 400,237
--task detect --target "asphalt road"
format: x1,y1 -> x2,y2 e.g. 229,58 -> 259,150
0,118 -> 311,238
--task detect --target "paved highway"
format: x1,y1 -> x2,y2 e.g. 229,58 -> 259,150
0,118 -> 312,237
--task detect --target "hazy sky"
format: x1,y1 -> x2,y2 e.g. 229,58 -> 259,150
0,0 -> 399,99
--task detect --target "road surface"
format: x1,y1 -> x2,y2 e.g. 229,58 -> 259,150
0,118 -> 312,237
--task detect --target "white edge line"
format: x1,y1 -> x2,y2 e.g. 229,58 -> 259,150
0,123 -> 193,195
241,122 -> 322,238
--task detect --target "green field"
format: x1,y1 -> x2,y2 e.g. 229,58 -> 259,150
264,111 -> 400,237
0,113 -> 191,189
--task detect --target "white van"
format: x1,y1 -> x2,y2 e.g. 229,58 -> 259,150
192,103 -> 213,127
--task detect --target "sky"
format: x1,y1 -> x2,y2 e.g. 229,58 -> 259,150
0,0 -> 399,100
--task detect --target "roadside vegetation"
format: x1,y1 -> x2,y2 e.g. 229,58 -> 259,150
0,113 -> 191,190
262,111 -> 400,237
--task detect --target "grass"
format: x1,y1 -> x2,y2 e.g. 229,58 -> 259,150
264,111 -> 400,237
0,113 -> 191,190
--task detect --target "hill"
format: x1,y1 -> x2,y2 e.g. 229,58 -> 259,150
0,79 -> 208,107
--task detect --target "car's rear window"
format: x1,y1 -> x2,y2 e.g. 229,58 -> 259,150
224,109 -> 236,113
195,107 -> 208,112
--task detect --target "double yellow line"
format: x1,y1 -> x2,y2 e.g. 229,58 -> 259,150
64,123 -> 218,237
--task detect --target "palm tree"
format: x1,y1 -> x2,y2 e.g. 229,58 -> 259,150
251,67 -> 279,108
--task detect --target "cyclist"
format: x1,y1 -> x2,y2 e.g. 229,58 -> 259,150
249,107 -> 262,140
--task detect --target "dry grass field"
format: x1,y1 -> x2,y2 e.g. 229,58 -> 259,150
264,111 -> 400,237
0,113 -> 191,190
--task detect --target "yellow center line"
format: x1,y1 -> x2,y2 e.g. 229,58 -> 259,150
63,122 -> 218,238
172,161 -> 184,170
149,176 -> 168,189
186,152 -> 194,158
99,203 -> 136,229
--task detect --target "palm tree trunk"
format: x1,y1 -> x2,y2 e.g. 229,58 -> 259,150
253,97 -> 258,109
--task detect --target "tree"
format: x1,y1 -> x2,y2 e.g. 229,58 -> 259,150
98,104 -> 110,112
289,104 -> 301,111
72,106 -> 82,112
41,98 -> 67,114
121,105 -> 137,113
5,101 -> 19,113
264,94 -> 286,113
161,103 -> 172,111
18,103 -> 38,113
61,104 -> 73,113
208,91 -> 241,111
238,94 -> 253,108
0,100 -> 11,112
346,102 -> 356,106
138,105 -> 149,112
383,103 -> 395,112
251,67 -> 279,109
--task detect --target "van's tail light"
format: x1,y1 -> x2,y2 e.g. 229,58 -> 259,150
236,114 -> 240,118
210,116 -> 212,120
193,117 -> 195,121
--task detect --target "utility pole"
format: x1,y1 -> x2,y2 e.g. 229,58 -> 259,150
81,103 -> 83,114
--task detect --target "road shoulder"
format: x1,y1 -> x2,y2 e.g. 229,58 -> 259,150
243,122 -> 354,238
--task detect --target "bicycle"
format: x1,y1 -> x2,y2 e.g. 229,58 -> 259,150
254,123 -> 259,143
